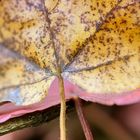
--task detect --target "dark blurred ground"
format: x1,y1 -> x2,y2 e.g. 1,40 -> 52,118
0,102 -> 140,140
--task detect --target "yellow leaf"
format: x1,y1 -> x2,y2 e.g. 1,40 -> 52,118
0,0 -> 140,105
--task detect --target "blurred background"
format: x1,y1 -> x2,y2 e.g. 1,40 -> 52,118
0,101 -> 140,140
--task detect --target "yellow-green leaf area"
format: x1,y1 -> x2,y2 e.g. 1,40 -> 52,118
0,0 -> 140,105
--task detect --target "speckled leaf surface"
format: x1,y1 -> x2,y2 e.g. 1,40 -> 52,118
0,0 -> 140,109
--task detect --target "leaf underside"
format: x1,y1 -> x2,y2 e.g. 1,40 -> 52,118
0,0 -> 140,105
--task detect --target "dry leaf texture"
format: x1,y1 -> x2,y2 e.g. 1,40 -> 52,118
0,0 -> 140,105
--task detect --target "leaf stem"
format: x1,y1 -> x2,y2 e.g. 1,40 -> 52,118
58,75 -> 66,140
74,98 -> 94,140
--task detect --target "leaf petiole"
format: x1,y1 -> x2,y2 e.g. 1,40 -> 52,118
58,75 -> 66,140
74,98 -> 94,140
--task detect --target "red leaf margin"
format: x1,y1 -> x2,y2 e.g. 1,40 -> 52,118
0,78 -> 140,123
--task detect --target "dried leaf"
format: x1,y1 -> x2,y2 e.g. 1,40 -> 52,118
0,0 -> 140,106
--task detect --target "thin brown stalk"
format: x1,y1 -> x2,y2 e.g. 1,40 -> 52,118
74,98 -> 94,140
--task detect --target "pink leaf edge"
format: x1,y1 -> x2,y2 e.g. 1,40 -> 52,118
0,78 -> 140,123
